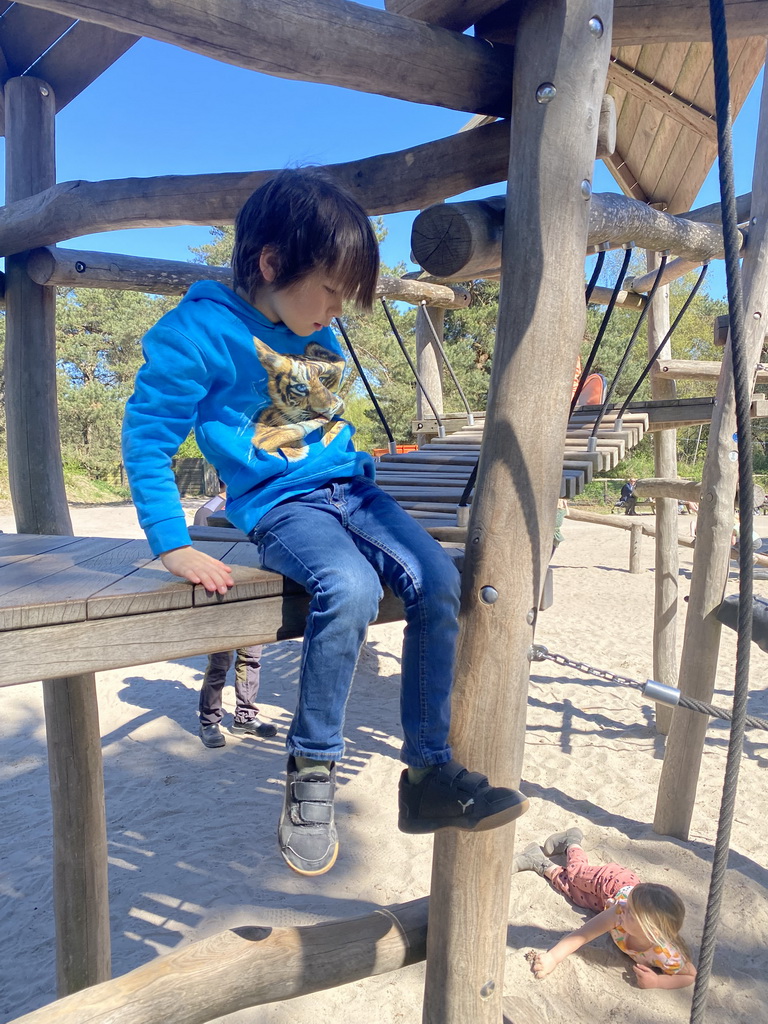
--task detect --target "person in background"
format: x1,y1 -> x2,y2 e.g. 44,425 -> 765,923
193,483 -> 276,749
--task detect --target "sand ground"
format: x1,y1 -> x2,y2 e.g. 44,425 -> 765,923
0,502 -> 766,1023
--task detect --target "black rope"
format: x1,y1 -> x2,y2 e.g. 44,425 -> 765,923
570,247 -> 633,415
589,252 -> 668,440
585,249 -> 607,304
381,299 -> 446,436
333,317 -> 396,450
677,695 -> 768,733
689,0 -> 753,1018
617,263 -> 709,419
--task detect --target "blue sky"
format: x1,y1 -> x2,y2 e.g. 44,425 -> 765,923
0,29 -> 762,300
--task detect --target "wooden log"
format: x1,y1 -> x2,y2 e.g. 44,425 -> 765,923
7,897 -> 429,1024
22,248 -> 470,307
596,93 -> 616,159
654,63 -> 768,841
423,1 -> 612,1021
383,0 -> 501,31
634,477 -> 703,501
476,0 -> 768,46
646,250 -> 677,735
686,191 -> 751,225
588,283 -> 646,310
628,256 -> 709,295
629,522 -> 643,573
415,304 -> 445,445
655,359 -> 768,382
411,192 -> 739,278
0,120 -> 511,257
11,0 -> 514,116
3,76 -> 111,995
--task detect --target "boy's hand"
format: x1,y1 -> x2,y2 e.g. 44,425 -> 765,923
532,951 -> 559,979
161,546 -> 234,594
633,964 -> 660,989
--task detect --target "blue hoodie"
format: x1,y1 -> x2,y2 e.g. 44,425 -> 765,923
122,281 -> 374,555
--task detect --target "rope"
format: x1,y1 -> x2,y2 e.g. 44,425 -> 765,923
571,247 -> 633,414
333,317 -> 397,450
530,645 -> 768,731
689,0 -> 754,1018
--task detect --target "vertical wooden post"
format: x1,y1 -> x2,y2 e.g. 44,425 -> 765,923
415,305 -> 444,445
4,77 -> 111,994
654,56 -> 768,839
422,2 -> 612,1021
646,248 -> 677,734
629,522 -> 643,573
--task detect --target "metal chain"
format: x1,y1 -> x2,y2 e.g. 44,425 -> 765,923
529,644 -> 645,692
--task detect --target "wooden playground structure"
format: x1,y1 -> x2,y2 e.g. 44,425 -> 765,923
1,0 -> 768,1021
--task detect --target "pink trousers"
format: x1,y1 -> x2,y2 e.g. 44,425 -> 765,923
547,846 -> 640,913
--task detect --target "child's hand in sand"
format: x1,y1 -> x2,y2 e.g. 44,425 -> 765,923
532,951 -> 559,979
161,546 -> 233,594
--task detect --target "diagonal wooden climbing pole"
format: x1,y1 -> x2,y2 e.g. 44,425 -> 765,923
422,1 -> 612,1021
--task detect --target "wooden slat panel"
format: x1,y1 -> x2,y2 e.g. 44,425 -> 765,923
0,4 -> 74,78
192,542 -> 305,608
612,43 -> 653,179
0,532 -> 80,557
27,19 -> 138,114
0,537 -> 130,629
0,586 -> 406,687
85,540 -> 238,618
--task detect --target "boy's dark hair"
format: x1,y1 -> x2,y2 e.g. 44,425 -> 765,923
232,168 -> 379,310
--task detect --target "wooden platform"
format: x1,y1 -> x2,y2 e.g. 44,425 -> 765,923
0,533 -> 414,688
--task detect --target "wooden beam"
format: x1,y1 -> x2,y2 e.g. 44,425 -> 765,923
0,119 -> 511,257
3,75 -> 111,997
423,0 -> 612,1019
654,58 -> 768,840
0,5 -> 74,78
601,146 -> 648,202
23,246 -> 471,307
383,0 -> 507,31
607,57 -> 717,141
654,358 -> 768,381
4,897 -> 429,1024
11,0 -> 515,116
26,20 -> 139,117
628,256 -> 706,293
587,283 -> 646,309
411,191 -> 739,279
634,477 -> 703,501
686,191 -> 751,224
476,0 -> 768,45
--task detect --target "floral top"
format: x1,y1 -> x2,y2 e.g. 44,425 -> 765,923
605,885 -> 684,974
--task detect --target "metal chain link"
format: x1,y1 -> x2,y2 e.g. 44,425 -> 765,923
530,643 -> 646,693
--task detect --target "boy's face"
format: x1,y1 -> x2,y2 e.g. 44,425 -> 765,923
254,255 -> 344,337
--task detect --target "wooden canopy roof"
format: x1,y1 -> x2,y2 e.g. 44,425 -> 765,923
0,0 -> 765,220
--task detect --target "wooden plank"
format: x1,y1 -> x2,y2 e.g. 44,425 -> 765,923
10,0 -> 515,116
0,533 -> 80,557
85,540 -> 238,618
26,21 -> 139,116
0,538 -> 133,629
0,586 -> 406,688
655,358 -> 768,381
0,119 -> 511,257
608,54 -> 717,141
0,5 -> 74,78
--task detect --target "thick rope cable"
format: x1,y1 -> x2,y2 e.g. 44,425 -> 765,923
584,249 -> 607,305
689,1 -> 754,1019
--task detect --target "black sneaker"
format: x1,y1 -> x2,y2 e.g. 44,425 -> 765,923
398,759 -> 528,834
231,716 -> 277,738
199,723 -> 225,748
278,757 -> 338,876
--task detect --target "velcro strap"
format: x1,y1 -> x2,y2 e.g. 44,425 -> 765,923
298,800 -> 333,824
293,778 -> 334,802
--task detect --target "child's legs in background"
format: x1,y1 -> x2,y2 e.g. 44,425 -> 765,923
252,490 -> 383,762
232,644 -> 263,722
199,650 -> 235,725
341,478 -> 460,768
547,847 -> 641,912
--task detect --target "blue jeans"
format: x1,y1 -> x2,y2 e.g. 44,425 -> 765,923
250,478 -> 460,767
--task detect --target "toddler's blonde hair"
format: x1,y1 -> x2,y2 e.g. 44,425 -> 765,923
628,883 -> 691,961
